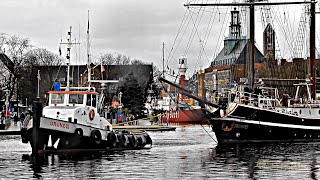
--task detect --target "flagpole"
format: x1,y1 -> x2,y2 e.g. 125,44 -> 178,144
37,70 -> 40,98
87,10 -> 91,87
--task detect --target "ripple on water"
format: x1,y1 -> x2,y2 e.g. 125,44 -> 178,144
0,126 -> 320,179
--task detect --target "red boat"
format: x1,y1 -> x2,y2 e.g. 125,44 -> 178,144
161,108 -> 208,124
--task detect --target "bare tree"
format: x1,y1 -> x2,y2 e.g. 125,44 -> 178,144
0,35 -> 31,98
25,48 -> 63,66
131,59 -> 145,65
100,53 -> 116,64
99,53 -> 131,65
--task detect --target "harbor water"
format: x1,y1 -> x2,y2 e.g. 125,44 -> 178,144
0,125 -> 320,179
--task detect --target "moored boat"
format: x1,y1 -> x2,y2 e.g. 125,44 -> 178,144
20,26 -> 152,152
211,81 -> 320,143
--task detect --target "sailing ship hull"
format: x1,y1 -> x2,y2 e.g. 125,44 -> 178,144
161,109 -> 208,124
210,103 -> 320,143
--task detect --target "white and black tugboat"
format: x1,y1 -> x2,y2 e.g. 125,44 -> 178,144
20,26 -> 151,152
21,87 -> 151,151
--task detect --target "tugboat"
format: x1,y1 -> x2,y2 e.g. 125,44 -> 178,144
20,26 -> 152,152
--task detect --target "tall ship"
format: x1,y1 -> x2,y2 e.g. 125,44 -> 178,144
183,0 -> 319,143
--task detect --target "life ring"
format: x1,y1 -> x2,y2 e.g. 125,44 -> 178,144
91,130 -> 102,145
221,121 -> 235,132
89,109 -> 95,120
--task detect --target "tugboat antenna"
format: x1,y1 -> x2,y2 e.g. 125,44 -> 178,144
60,26 -> 80,91
87,10 -> 91,87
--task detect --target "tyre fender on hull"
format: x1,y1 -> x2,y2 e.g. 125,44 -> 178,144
143,133 -> 152,146
137,136 -> 143,147
21,128 -> 29,143
91,130 -> 102,145
117,134 -> 128,147
107,132 -> 117,147
128,135 -> 138,148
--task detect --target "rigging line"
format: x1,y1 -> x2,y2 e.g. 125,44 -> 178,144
183,0 -> 209,56
272,6 -> 294,59
200,124 -> 218,144
262,6 -> 283,60
166,10 -> 192,66
284,7 -> 295,51
166,9 -> 189,65
184,6 -> 205,56
281,6 -> 297,58
239,6 -> 247,43
200,2 -> 223,65
185,6 -> 215,65
213,7 -> 230,60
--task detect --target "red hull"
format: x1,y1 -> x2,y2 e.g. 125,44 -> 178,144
161,109 -> 208,124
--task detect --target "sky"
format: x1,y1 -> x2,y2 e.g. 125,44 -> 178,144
1,0 -> 319,78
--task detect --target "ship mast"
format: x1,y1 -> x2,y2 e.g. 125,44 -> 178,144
60,26 -> 80,91
249,0 -> 255,90
87,10 -> 91,87
184,1 -> 316,91
310,0 -> 316,99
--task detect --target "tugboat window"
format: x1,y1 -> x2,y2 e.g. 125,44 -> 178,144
51,94 -> 64,104
87,95 -> 92,106
69,94 -> 84,104
92,95 -> 97,107
86,95 -> 96,107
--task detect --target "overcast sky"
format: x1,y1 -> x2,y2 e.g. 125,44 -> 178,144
1,0 -> 191,73
1,0 -> 319,78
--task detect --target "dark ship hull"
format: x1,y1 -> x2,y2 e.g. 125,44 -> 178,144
210,103 -> 320,143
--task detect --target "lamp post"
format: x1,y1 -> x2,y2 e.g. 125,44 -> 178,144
119,92 -> 123,106
4,90 -> 9,123
37,70 -> 40,98
118,92 -> 123,124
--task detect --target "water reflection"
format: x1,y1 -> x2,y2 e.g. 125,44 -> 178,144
2,127 -> 320,179
214,143 -> 320,179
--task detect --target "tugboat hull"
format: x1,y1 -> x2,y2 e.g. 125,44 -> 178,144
21,117 -> 152,152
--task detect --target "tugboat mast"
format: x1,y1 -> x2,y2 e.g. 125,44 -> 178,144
60,26 -> 80,91
87,10 -> 92,87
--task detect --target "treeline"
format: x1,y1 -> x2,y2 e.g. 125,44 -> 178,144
0,34 -> 63,101
98,53 -> 146,65
0,34 -> 160,107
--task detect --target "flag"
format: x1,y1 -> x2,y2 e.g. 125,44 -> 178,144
37,70 -> 41,80
101,63 -> 105,80
173,70 -> 175,75
59,45 -> 61,56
